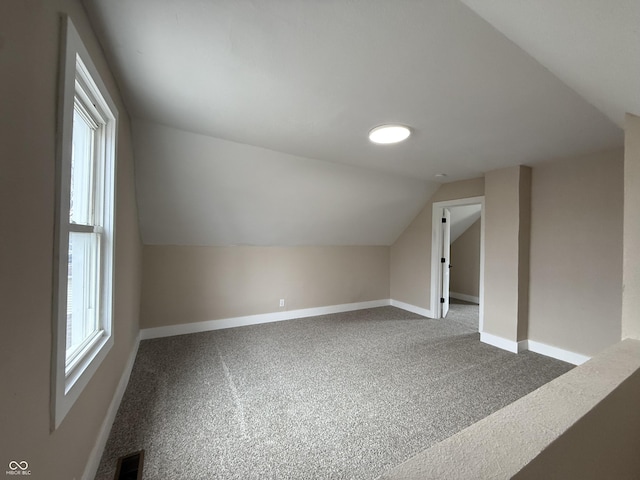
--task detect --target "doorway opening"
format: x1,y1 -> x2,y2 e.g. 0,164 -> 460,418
431,196 -> 484,332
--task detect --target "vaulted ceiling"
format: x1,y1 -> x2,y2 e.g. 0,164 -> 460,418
450,205 -> 482,244
459,0 -> 640,128
82,0 -> 636,246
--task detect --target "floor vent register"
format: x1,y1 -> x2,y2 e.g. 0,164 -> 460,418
114,450 -> 144,480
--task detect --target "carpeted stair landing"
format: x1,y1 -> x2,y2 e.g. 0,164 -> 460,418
95,306 -> 572,479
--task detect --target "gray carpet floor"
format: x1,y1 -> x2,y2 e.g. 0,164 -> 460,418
446,298 -> 480,331
95,306 -> 572,480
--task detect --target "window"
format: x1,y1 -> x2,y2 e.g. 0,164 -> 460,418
52,17 -> 118,429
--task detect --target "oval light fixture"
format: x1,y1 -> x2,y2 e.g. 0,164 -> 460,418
368,124 -> 411,144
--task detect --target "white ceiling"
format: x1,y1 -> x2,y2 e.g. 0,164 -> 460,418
459,0 -> 640,127
82,0 -> 628,246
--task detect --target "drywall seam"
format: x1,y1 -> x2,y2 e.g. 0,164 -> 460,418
140,300 -> 392,339
449,292 -> 480,304
82,334 -> 141,480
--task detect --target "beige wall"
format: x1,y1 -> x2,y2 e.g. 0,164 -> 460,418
141,246 -> 389,328
513,368 -> 640,480
450,219 -> 481,298
484,166 -> 530,341
529,149 -> 623,356
0,2 -> 142,479
390,178 -> 484,310
517,167 -> 532,341
623,114 -> 640,340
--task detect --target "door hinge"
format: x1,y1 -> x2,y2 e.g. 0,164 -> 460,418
442,217 -> 447,223
440,297 -> 445,303
441,257 -> 446,263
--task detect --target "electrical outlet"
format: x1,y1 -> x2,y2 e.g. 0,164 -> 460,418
279,299 -> 285,307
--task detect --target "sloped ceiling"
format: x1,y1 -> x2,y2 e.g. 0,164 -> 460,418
460,0 -> 640,127
82,0 -> 625,246
133,120 -> 435,245
450,205 -> 482,244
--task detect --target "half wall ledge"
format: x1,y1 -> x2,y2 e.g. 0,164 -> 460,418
378,338 -> 640,480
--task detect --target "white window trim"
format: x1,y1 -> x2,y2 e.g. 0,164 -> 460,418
51,16 -> 118,430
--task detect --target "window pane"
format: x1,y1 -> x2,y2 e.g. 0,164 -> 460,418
70,106 -> 95,225
66,231 -> 101,366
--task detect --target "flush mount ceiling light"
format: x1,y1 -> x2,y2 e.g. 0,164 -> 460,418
368,124 -> 411,144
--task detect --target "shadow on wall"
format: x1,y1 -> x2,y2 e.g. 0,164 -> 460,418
513,367 -> 640,479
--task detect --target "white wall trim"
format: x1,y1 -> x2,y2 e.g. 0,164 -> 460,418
140,299 -> 392,340
517,340 -> 529,353
78,305 -> 588,480
449,291 -> 480,304
480,332 -> 522,353
390,299 -> 434,319
82,334 -> 141,480
524,340 -> 591,366
431,196 -> 485,330
51,15 -> 120,432
480,333 -> 592,365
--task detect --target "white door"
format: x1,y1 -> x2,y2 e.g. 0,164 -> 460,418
441,208 -> 451,318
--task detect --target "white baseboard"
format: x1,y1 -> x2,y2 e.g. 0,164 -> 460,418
82,334 -> 141,480
480,332 -> 520,353
480,332 -> 591,365
390,299 -> 434,319
79,304 -> 588,480
480,332 -> 528,354
140,299 -> 392,340
449,292 -> 480,304
524,340 -> 591,366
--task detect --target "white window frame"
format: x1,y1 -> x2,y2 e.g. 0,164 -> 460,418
52,17 -> 118,430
